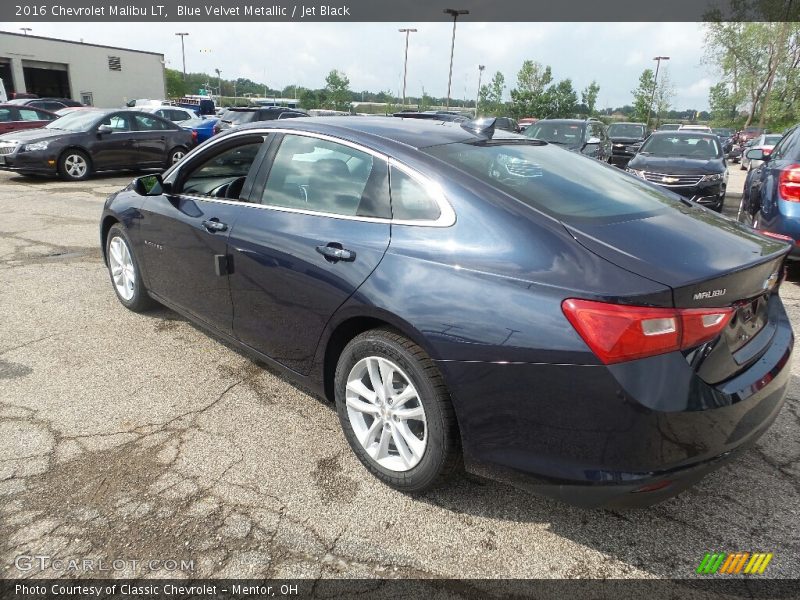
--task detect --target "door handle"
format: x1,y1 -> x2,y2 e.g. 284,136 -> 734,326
316,243 -> 355,262
202,219 -> 228,233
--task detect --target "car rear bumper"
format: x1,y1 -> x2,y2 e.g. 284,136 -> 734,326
439,299 -> 792,508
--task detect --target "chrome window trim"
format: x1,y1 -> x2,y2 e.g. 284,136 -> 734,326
168,127 -> 456,228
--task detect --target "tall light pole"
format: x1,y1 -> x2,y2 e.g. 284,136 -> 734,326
444,8 -> 469,110
398,27 -> 417,109
215,68 -> 222,98
20,28 -> 31,36
476,64 -> 485,116
647,56 -> 670,129
175,32 -> 189,79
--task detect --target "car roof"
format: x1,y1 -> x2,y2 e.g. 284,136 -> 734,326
229,116 -> 524,150
649,130 -> 717,138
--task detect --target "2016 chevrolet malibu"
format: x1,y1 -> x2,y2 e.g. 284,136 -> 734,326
99,117 -> 793,508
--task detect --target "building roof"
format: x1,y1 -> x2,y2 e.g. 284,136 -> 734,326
0,30 -> 164,57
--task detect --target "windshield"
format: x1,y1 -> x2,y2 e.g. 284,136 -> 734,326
658,124 -> 680,131
424,141 -> 675,222
638,134 -> 721,159
222,110 -> 256,124
608,124 -> 644,138
712,128 -> 733,137
45,111 -> 104,132
524,122 -> 584,145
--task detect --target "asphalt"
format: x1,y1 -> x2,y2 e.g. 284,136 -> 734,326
0,163 -> 798,581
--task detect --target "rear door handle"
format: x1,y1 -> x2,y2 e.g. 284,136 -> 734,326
316,244 -> 355,262
202,219 -> 228,233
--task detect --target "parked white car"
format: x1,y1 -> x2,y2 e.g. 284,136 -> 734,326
741,133 -> 783,171
132,105 -> 200,122
678,124 -> 712,133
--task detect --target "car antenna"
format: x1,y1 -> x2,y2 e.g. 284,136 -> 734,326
461,116 -> 496,139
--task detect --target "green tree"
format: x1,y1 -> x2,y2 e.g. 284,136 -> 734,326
547,79 -> 578,118
708,82 -> 737,125
324,69 -> 351,111
479,71 -> 507,116
164,68 -> 188,99
581,81 -> 600,116
631,68 -> 655,124
509,60 -> 552,118
653,69 -> 675,126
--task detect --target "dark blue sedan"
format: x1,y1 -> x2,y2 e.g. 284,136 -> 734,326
740,124 -> 800,259
99,117 -> 793,508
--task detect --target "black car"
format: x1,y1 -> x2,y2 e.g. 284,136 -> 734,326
0,109 -> 193,181
524,118 -> 612,161
392,110 -> 468,123
607,122 -> 649,167
99,117 -> 792,508
7,97 -> 84,111
218,106 -> 309,131
626,131 -> 728,211
712,127 -> 735,156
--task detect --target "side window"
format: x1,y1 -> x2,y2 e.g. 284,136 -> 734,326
34,109 -> 55,121
18,109 -> 43,121
389,165 -> 442,222
99,113 -> 131,131
134,114 -> 167,131
260,135 -> 389,218
180,139 -> 266,199
0,108 -> 13,122
770,129 -> 795,161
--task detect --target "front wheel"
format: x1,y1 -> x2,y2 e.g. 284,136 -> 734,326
58,149 -> 91,181
106,224 -> 157,312
334,328 -> 461,492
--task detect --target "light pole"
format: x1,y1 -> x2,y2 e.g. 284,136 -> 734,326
444,8 -> 469,110
398,28 -> 417,109
20,28 -> 31,36
175,32 -> 189,79
647,56 -> 670,129
476,64 -> 485,116
215,68 -> 222,99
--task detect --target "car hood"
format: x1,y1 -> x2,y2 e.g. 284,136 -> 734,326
563,203 -> 789,306
628,155 -> 725,175
0,128 -> 72,143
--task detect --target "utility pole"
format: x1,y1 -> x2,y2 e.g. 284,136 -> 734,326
647,56 -> 670,129
444,8 -> 469,109
215,68 -> 222,99
476,64 -> 485,117
398,28 -> 417,109
175,32 -> 189,79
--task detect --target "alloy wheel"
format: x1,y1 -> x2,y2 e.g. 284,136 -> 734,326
171,150 -> 185,164
64,154 -> 88,178
108,236 -> 136,301
345,356 -> 427,472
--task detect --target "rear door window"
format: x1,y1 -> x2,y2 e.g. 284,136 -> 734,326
18,109 -> 44,121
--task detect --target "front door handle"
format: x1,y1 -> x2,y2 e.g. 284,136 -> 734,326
202,219 -> 228,233
316,243 -> 355,262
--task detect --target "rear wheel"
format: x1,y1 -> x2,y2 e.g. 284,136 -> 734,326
58,149 -> 91,181
334,328 -> 461,492
166,147 -> 187,167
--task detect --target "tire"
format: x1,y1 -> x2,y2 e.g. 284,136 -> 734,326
58,149 -> 91,181
105,224 -> 157,312
166,147 -> 187,167
334,328 -> 461,493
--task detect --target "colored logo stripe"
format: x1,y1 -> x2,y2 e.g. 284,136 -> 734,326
697,552 -> 773,575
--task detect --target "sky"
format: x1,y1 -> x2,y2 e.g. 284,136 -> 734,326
7,21 -> 715,110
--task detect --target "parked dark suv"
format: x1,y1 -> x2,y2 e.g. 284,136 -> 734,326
524,118 -> 612,161
607,122 -> 649,167
218,106 -> 309,131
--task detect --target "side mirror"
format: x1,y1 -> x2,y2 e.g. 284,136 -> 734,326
97,124 -> 114,135
745,148 -> 767,162
133,173 -> 167,196
586,136 -> 601,145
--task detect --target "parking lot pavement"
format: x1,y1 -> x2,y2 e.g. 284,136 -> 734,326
1,166 -> 798,581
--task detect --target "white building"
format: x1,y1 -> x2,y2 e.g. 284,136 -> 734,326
0,31 -> 165,107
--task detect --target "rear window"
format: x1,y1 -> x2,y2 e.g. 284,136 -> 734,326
764,135 -> 782,145
424,141 -> 672,222
608,124 -> 645,138
525,122 -> 584,145
222,110 -> 257,124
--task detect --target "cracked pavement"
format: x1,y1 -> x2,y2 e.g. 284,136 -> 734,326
0,166 -> 798,581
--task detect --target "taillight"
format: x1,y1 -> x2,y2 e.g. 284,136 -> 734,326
213,124 -> 221,135
562,299 -> 734,364
757,230 -> 794,243
779,165 -> 800,202
762,148 -> 772,156
191,130 -> 198,143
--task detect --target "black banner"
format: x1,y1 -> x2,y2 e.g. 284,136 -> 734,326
2,579 -> 800,600
1,0 -> 799,22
